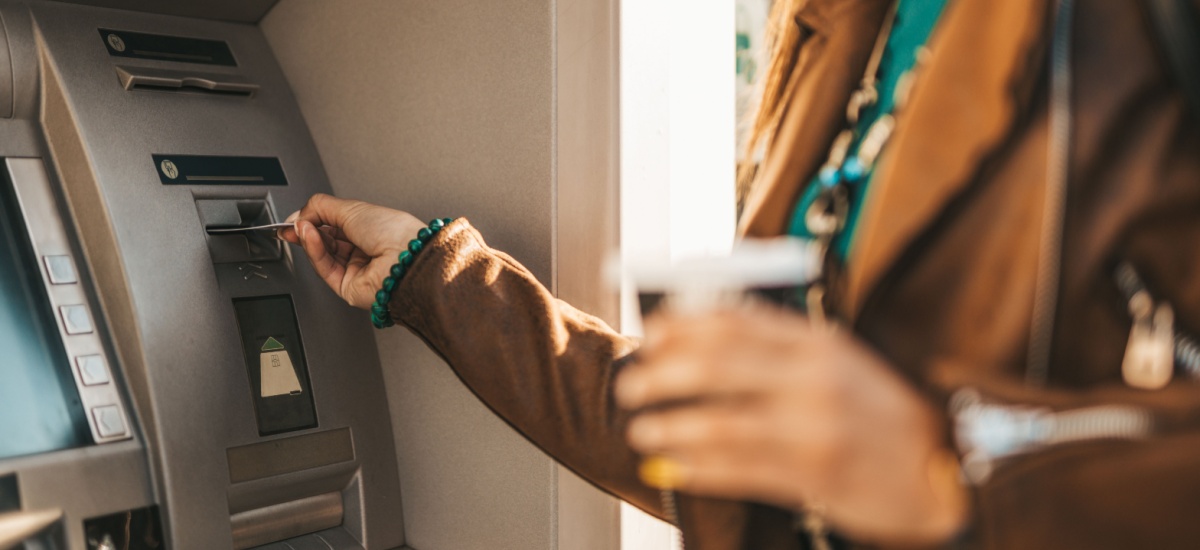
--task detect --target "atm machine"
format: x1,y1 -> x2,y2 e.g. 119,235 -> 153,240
0,0 -> 622,549
0,1 -> 407,548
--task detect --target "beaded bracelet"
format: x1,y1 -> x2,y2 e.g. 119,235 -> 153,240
371,217 -> 455,329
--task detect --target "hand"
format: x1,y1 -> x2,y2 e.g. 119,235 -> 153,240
279,194 -> 426,309
615,307 -> 968,545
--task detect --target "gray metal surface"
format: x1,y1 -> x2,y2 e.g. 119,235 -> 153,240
0,68 -> 157,550
26,2 -> 404,548
232,492 -> 343,549
6,158 -> 132,445
45,0 -> 278,23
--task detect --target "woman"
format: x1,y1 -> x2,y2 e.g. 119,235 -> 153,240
282,0 -> 1200,547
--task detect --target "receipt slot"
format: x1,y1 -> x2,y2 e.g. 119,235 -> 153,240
232,295 -> 317,436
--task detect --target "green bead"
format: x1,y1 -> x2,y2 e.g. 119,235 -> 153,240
442,217 -> 454,226
408,239 -> 424,254
390,263 -> 405,278
429,219 -> 445,231
383,276 -> 397,293
417,227 -> 433,242
375,289 -> 390,304
399,250 -> 414,268
371,315 -> 385,329
371,303 -> 388,316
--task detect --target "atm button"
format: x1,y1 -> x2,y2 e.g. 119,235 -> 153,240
92,405 -> 128,438
76,355 -> 111,386
60,305 -> 94,334
43,255 -> 78,284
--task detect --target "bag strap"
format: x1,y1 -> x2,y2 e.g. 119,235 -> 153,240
1146,0 -> 1200,124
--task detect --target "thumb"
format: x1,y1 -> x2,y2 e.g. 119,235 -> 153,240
297,220 -> 348,297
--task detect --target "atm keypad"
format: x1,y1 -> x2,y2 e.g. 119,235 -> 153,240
76,355 -> 112,386
92,405 -> 128,438
60,304 -> 94,334
43,254 -> 78,284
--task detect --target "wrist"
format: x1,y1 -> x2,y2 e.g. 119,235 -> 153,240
370,217 -> 456,328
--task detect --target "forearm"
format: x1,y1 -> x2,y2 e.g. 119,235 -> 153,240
390,219 -> 663,518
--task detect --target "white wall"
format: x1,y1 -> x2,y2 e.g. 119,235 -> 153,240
618,0 -> 737,548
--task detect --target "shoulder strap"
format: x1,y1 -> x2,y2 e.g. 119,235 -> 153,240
1146,0 -> 1200,124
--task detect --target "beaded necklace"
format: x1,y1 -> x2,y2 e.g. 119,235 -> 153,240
797,0 -> 948,324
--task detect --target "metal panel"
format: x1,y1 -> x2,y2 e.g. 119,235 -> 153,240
48,0 -> 278,23
0,72 -> 155,550
6,158 -> 133,446
32,3 -> 404,548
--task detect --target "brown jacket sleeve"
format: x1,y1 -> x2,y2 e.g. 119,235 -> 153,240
390,219 -> 664,519
390,220 -> 798,550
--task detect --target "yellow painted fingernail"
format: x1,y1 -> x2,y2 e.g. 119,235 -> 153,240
639,456 -> 686,490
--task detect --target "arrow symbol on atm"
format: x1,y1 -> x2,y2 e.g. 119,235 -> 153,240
262,337 -> 286,352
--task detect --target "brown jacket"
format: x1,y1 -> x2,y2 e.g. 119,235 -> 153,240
394,0 -> 1200,547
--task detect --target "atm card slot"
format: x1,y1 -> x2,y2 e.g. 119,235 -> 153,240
207,222 -> 295,236
197,200 -> 284,263
116,65 -> 258,97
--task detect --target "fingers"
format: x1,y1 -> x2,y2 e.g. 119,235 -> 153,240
278,210 -> 302,244
297,220 -> 348,293
616,353 -> 776,410
616,312 -> 815,409
627,403 -> 771,453
659,452 -> 800,505
629,407 -> 809,505
296,193 -> 364,230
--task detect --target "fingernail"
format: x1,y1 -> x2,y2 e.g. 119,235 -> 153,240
285,210 -> 300,222
638,456 -> 686,490
299,222 -> 308,241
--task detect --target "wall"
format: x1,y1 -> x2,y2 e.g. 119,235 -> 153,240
261,0 -> 620,549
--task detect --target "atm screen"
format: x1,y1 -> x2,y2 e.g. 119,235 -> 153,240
0,173 -> 90,459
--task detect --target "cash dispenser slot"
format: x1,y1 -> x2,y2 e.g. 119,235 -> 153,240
226,429 -> 362,549
231,492 -> 343,550
115,65 -> 258,97
197,199 -> 283,264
